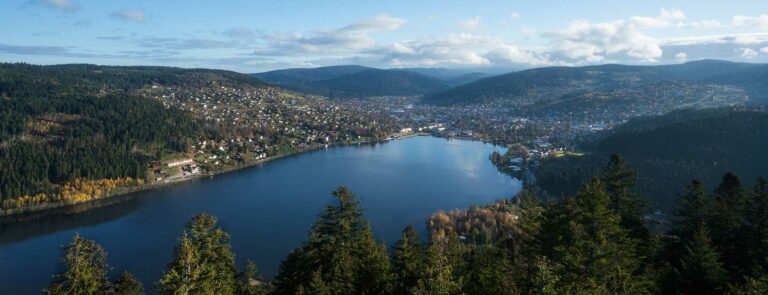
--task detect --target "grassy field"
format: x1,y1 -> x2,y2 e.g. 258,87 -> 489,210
553,151 -> 586,158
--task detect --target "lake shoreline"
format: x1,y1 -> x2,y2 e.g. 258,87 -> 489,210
0,133 -> 427,219
0,135 -> 521,294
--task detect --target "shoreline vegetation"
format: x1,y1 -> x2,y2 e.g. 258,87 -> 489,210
0,133 -> 426,219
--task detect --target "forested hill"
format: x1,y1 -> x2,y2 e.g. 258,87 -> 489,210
0,63 -> 266,208
253,65 -> 452,98
535,107 -> 768,210
422,60 -> 768,105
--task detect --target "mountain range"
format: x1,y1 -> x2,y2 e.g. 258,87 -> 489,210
422,60 -> 768,105
252,66 -> 493,98
252,60 -> 768,105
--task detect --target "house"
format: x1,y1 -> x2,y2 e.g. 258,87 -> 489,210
167,159 -> 194,168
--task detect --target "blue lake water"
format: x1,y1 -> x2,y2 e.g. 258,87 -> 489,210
0,136 -> 521,294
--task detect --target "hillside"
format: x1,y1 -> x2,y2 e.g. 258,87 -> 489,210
0,63 -> 268,206
253,66 -> 452,98
535,107 -> 768,210
251,65 -> 369,86
423,60 -> 768,105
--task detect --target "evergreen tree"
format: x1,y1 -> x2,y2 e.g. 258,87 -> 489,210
414,240 -> 462,295
158,214 -> 238,295
114,272 -> 144,295
307,270 -> 331,295
273,187 -> 391,295
709,173 -> 750,279
599,154 -> 650,241
671,179 -> 713,239
272,248 -> 310,295
745,177 -> 768,274
555,177 -> 644,294
529,256 -> 560,295
728,275 -> 768,295
671,223 -> 727,295
46,234 -> 109,295
157,233 -> 202,295
392,225 -> 426,295
354,225 -> 393,294
236,261 -> 270,295
442,229 -> 464,280
507,190 -> 547,292
461,246 -> 518,295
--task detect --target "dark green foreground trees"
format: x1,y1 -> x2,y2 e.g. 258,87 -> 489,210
47,161 -> 768,294
45,234 -> 143,295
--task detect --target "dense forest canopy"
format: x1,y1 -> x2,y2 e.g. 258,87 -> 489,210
536,108 -> 768,210
0,63 -> 267,203
44,164 -> 768,294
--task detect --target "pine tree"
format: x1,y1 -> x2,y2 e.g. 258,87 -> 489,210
509,190 -> 547,291
236,261 -> 270,295
529,256 -> 559,295
272,248 -> 310,294
709,173 -> 750,279
307,270 -> 331,295
745,177 -> 768,274
599,154 -> 650,241
671,179 -> 713,239
414,240 -> 462,295
46,234 -> 109,295
273,187 -> 391,295
555,177 -> 644,294
157,233 -> 204,295
461,246 -> 519,295
392,225 -> 426,295
728,274 -> 768,295
355,225 -> 393,294
158,214 -> 238,295
114,271 -> 144,295
671,223 -> 727,295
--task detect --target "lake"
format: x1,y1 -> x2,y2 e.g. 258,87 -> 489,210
0,136 -> 521,294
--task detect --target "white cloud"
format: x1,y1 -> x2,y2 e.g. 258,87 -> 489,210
677,19 -> 723,29
382,34 -> 498,66
485,44 -> 553,66
225,27 -> 263,41
458,16 -> 481,30
660,8 -> 687,21
111,9 -> 146,23
548,20 -> 663,62
246,10 -> 768,68
660,33 -> 768,46
254,14 -> 406,56
379,33 -> 559,67
31,7 -> 768,71
737,48 -> 758,59
341,14 -> 406,32
732,14 -> 768,29
39,0 -> 79,12
630,8 -> 686,28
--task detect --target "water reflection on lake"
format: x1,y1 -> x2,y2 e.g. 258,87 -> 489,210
0,136 -> 521,294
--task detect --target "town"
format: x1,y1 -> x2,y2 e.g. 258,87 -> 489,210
138,74 -> 750,187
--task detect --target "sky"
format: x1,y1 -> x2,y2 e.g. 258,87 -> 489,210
2,0 -> 768,72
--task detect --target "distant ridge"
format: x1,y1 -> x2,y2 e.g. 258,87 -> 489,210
252,65 -> 484,98
422,60 -> 768,105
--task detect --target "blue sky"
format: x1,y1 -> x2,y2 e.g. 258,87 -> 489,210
2,0 -> 768,72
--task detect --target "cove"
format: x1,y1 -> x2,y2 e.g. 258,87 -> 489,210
0,136 -> 521,294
